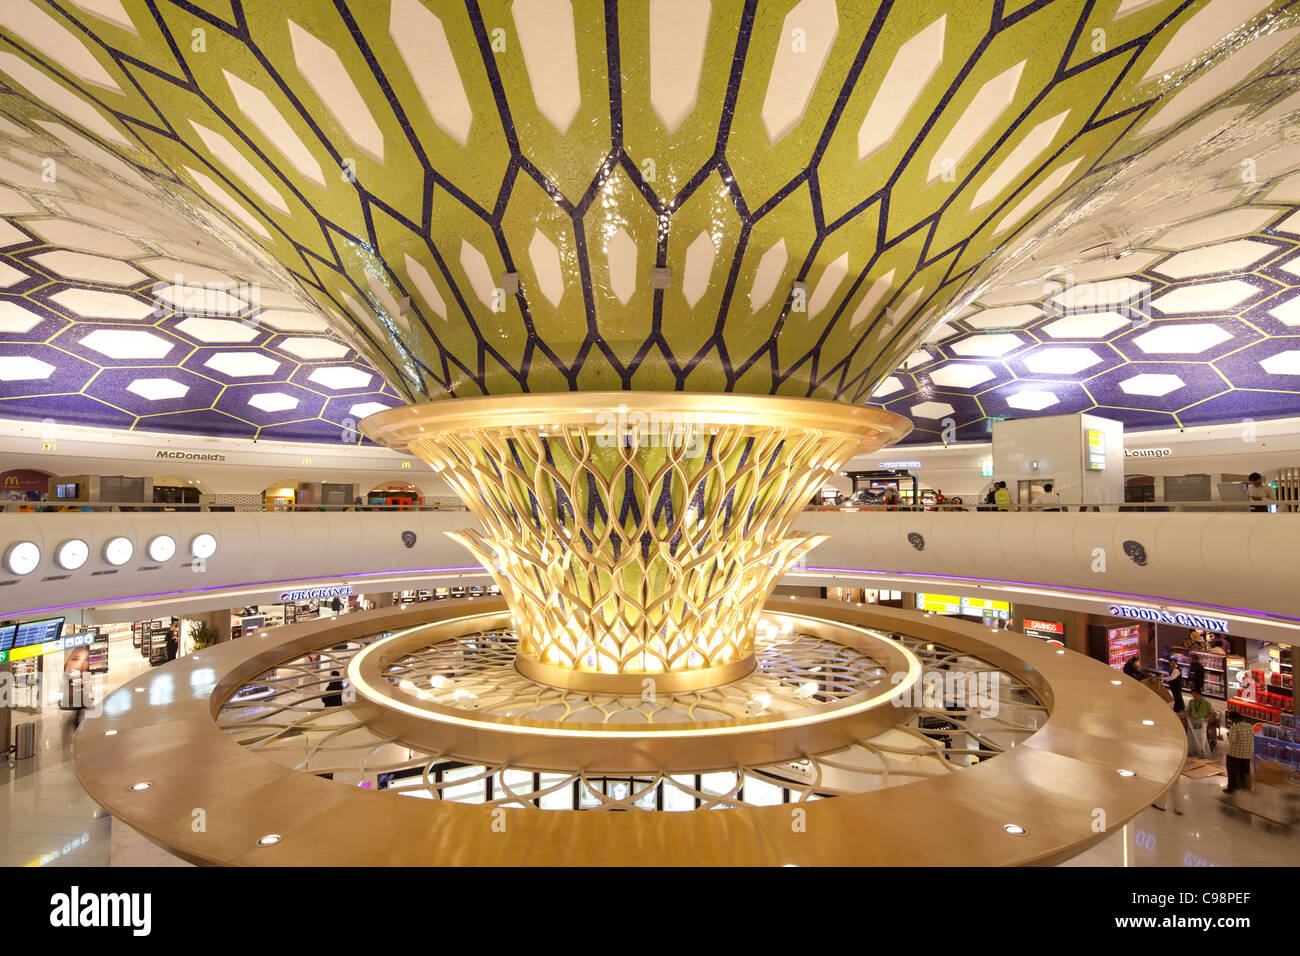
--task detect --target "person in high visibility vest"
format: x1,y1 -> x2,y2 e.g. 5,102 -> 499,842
994,481 -> 1013,512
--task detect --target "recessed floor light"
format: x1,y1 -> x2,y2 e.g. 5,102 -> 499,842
1110,680 -> 1123,685
1003,824 -> 1026,835
104,730 -> 118,736
130,782 -> 151,791
1141,719 -> 1155,726
257,834 -> 281,846
1117,769 -> 1136,777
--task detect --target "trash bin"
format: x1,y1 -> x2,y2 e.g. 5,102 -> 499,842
14,721 -> 35,760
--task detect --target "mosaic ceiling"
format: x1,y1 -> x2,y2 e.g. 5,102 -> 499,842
0,0 -> 1299,444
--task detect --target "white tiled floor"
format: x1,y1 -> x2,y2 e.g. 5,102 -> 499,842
0,635 -> 189,867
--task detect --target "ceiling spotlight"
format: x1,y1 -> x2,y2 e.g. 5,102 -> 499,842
104,730 -> 118,736
130,782 -> 151,791
1117,769 -> 1136,777
1110,679 -> 1123,685
1141,719 -> 1155,726
1003,824 -> 1026,835
257,834 -> 282,847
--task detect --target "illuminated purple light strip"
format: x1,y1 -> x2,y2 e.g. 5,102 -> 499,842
800,566 -> 1300,625
12,565 -> 489,618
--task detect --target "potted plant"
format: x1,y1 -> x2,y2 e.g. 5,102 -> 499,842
189,621 -> 221,651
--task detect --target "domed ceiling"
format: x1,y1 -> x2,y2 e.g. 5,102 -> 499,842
1,0 -> 1300,443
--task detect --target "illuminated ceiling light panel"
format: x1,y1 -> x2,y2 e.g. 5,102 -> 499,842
1116,0 -> 1166,17
1119,373 -> 1186,397
138,258 -> 236,286
870,375 -> 903,398
1155,208 -> 1279,248
1050,277 -> 1149,312
1133,322 -> 1231,354
0,0 -> 121,92
79,328 -> 173,359
278,336 -> 348,361
30,250 -> 146,285
971,110 -> 1070,211
908,400 -> 955,419
26,218 -> 141,257
153,285 -> 247,314
0,117 -> 28,139
254,309 -> 329,333
992,157 -> 1082,237
308,366 -> 372,390
1140,0 -> 1275,83
288,20 -> 384,163
0,356 -> 56,381
1067,253 -> 1165,282
0,302 -> 42,334
923,321 -> 953,344
1260,350 -> 1300,376
1041,312 -> 1131,339
949,333 -> 1021,358
1274,209 -> 1300,236
927,60 -> 1025,184
1023,347 -> 1102,375
175,317 -> 260,344
807,252 -> 849,319
527,228 -> 565,307
342,293 -> 389,345
0,54 -> 126,146
746,238 -> 787,312
0,185 -> 35,214
0,221 -> 29,250
204,352 -> 281,377
682,231 -> 717,308
511,0 -> 583,135
850,269 -> 896,329
928,364 -> 994,388
1006,389 -> 1059,411
389,0 -> 472,145
1267,295 -> 1300,327
965,304 -> 1041,329
1140,28 -> 1298,135
126,377 -> 189,401
183,166 -> 271,241
247,391 -> 300,413
884,286 -> 927,332
458,239 -> 497,310
189,121 -> 289,214
349,401 -> 392,418
402,253 -> 448,320
857,15 -> 945,162
1151,280 -> 1256,314
903,349 -> 932,369
649,0 -> 711,134
51,288 -> 153,321
0,261 -> 26,287
223,69 -> 326,187
66,0 -> 136,33
761,0 -> 839,144
1153,238 -> 1276,278
606,226 -> 638,306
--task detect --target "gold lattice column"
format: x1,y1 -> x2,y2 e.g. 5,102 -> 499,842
363,393 -> 910,693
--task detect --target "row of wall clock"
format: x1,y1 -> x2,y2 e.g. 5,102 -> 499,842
3,533 -> 218,576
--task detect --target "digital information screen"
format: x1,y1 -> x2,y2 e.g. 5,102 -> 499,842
915,593 -> 1011,621
1086,428 -> 1106,471
0,618 -> 88,663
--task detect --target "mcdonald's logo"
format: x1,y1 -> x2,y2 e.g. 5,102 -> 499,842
3,476 -> 16,486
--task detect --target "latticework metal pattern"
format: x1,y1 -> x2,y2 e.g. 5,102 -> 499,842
409,419 -> 860,686
215,625 -> 1047,811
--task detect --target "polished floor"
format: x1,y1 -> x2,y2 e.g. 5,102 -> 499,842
2,637 -> 1296,866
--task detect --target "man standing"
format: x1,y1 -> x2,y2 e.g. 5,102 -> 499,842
994,481 -> 1013,512
1035,482 -> 1062,511
1247,473 -> 1274,513
1224,712 -> 1255,793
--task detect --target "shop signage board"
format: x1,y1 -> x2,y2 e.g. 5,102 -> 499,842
1024,619 -> 1065,644
1124,448 -> 1172,458
277,585 -> 354,602
1107,603 -> 1229,632
878,460 -> 922,469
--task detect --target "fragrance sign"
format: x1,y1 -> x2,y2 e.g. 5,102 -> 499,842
277,585 -> 354,602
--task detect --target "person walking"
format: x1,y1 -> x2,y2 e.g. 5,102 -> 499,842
1186,688 -> 1213,758
1224,712 -> 1255,793
1144,675 -> 1184,814
994,481 -> 1013,512
1035,482 -> 1063,511
322,671 -> 344,708
1247,473 -> 1274,513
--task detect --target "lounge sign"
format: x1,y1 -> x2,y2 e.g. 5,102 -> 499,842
278,585 -> 354,602
1107,603 -> 1229,632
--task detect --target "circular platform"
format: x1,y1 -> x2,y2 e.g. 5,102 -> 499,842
74,598 -> 1188,866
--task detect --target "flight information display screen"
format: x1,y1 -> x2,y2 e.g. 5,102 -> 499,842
0,624 -> 16,653
3,618 -> 68,663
